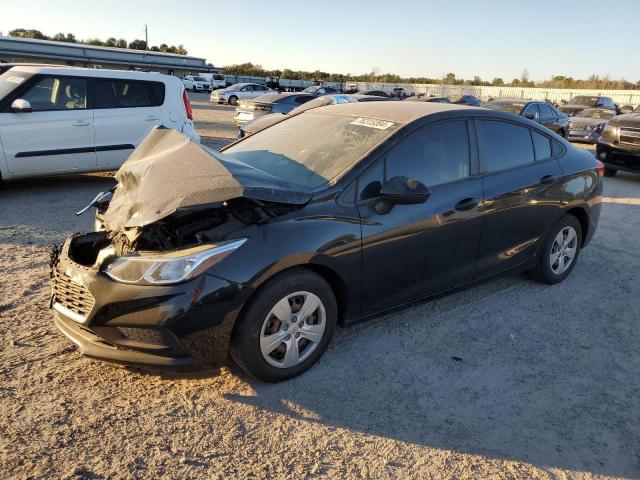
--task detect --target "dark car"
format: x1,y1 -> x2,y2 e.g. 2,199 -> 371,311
567,108 -> 617,144
300,85 -> 341,95
596,105 -> 640,176
234,92 -> 316,125
237,93 -> 389,138
358,89 -> 393,98
407,95 -> 451,103
484,99 -> 569,137
559,95 -> 617,117
52,103 -> 602,382
449,94 -> 483,106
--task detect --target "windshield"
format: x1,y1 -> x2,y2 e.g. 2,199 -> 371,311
194,76 -> 206,81
0,70 -> 32,101
485,101 -> 524,115
568,96 -> 598,107
223,112 -> 400,188
227,83 -> 245,90
576,108 -> 615,120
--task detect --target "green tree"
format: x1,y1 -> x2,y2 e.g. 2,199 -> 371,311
128,39 -> 147,50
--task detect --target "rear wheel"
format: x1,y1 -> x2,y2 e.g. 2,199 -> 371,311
604,168 -> 617,177
532,215 -> 582,284
230,269 -> 337,382
228,95 -> 238,106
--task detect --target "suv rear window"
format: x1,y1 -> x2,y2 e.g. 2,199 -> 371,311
93,79 -> 165,108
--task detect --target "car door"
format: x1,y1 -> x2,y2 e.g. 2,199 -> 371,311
357,119 -> 484,314
250,85 -> 268,99
474,119 -> 564,278
0,75 -> 95,174
92,78 -> 164,168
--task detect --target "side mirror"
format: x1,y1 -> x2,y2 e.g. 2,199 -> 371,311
10,99 -> 32,113
379,176 -> 430,205
524,113 -> 535,120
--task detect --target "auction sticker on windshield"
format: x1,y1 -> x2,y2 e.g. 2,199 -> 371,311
350,117 -> 395,130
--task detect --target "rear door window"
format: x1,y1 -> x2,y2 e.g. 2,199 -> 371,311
93,79 -> 165,108
22,76 -> 88,111
476,120 -> 535,172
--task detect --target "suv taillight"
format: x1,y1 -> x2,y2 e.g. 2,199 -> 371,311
595,159 -> 605,177
182,90 -> 193,120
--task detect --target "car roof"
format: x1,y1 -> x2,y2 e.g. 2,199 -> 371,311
6,65 -> 171,81
314,101 -> 480,124
488,98 -> 532,104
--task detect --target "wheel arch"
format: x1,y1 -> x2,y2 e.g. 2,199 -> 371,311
566,206 -> 589,247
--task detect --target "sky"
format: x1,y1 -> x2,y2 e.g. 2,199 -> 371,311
1,0 -> 639,82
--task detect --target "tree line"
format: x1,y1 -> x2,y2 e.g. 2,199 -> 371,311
223,62 -> 640,90
8,29 -> 188,55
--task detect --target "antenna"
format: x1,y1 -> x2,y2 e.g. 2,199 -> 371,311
144,24 -> 148,50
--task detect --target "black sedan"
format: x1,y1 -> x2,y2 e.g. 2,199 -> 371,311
484,99 -> 570,137
52,103 -> 602,382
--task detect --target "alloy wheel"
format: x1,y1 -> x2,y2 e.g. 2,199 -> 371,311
259,291 -> 326,368
549,226 -> 578,275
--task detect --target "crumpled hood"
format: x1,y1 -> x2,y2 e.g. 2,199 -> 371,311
608,112 -> 640,128
102,127 -> 311,232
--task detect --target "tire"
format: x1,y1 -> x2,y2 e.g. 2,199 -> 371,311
604,168 -> 617,177
228,95 -> 238,106
531,215 -> 582,284
230,269 -> 337,382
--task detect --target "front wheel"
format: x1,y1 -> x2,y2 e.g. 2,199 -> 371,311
228,95 -> 238,106
230,269 -> 337,382
531,215 -> 582,284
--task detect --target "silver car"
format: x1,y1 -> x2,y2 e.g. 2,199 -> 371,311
210,83 -> 274,105
234,92 -> 316,125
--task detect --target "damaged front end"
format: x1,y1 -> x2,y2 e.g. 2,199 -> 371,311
51,128 -> 310,369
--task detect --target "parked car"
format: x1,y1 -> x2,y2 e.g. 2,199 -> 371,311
407,96 -> 451,103
596,105 -> 640,176
358,90 -> 393,98
567,108 -> 617,144
559,95 -> 617,117
483,99 -> 569,137
237,94 -> 361,138
196,73 -> 226,90
210,83 -> 274,105
300,85 -> 341,95
52,102 -> 602,381
183,75 -> 211,92
449,94 -> 483,106
0,66 -> 198,181
234,92 -> 316,125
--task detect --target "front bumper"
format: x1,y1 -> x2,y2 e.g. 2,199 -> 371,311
596,141 -> 640,173
568,129 -> 599,143
51,235 -> 253,370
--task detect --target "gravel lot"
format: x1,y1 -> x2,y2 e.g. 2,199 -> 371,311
1,92 -> 639,479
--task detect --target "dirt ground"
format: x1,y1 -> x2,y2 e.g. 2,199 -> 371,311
1,93 -> 639,480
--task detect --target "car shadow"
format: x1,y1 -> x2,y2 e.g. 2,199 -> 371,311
222,267 -> 640,478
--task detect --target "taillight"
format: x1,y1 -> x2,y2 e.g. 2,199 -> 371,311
182,89 -> 193,120
595,159 -> 605,177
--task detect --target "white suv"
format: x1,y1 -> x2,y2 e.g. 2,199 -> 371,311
0,66 -> 199,180
183,75 -> 211,92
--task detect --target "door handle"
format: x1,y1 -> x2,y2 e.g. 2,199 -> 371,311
540,175 -> 557,185
454,197 -> 480,211
72,120 -> 90,127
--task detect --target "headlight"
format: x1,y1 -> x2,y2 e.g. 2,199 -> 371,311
601,124 -> 618,140
103,238 -> 247,285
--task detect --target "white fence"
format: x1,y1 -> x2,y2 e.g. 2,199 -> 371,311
220,74 -> 640,106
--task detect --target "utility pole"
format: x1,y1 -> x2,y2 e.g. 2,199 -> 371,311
144,24 -> 148,50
